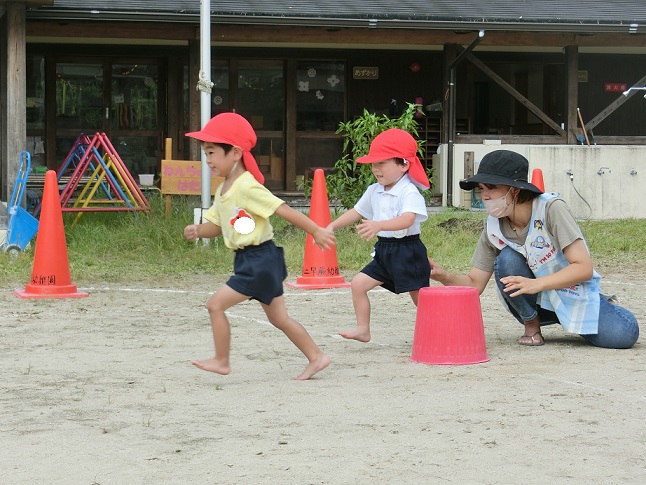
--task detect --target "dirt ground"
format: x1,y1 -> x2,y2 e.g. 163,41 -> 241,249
1,268 -> 645,484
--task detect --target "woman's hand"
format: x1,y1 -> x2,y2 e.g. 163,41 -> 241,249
428,257 -> 447,282
429,258 -> 492,294
501,239 -> 593,297
500,275 -> 543,297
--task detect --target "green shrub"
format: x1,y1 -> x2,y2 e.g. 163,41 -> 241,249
310,102 -> 433,210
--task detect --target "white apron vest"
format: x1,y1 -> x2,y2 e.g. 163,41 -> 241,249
486,193 -> 601,334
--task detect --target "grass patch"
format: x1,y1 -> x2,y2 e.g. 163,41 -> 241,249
1,196 -> 643,286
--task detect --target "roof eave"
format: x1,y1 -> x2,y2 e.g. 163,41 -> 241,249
25,11 -> 643,35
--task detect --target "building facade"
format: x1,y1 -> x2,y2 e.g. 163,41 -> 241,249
2,1 -> 646,215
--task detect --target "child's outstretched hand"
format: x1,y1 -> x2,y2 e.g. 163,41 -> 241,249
313,226 -> 336,250
184,224 -> 199,242
356,219 -> 381,240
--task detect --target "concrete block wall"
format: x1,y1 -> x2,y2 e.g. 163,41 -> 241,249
439,144 -> 645,220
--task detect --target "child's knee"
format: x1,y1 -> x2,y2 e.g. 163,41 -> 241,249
206,297 -> 226,314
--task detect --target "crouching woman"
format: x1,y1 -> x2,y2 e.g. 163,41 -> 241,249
429,150 -> 639,348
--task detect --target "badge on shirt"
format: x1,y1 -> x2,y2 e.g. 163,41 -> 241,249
230,209 -> 255,235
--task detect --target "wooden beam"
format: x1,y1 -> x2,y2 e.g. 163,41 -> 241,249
25,21 -> 646,49
4,3 -> 27,202
586,73 -> 646,130
27,21 -> 198,41
457,134 -> 568,145
465,50 -> 566,136
285,59 -> 297,191
590,135 -> 646,144
2,0 -> 53,5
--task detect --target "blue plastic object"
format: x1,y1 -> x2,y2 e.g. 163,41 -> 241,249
3,151 -> 39,253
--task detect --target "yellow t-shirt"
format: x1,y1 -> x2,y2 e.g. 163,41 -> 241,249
203,171 -> 284,250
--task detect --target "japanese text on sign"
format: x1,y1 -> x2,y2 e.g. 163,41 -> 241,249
604,83 -> 628,92
161,160 -> 224,195
353,67 -> 379,80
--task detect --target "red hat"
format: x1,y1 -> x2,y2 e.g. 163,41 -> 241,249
357,128 -> 430,189
185,112 -> 264,184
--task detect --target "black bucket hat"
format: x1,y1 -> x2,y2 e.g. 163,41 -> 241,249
459,150 -> 543,193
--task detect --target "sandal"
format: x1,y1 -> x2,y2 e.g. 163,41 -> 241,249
517,331 -> 545,346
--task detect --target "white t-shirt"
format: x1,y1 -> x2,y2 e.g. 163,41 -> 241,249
354,173 -> 428,238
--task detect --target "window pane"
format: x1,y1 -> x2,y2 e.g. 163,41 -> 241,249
211,60 -> 230,116
111,64 -> 158,131
237,60 -> 284,131
255,137 -> 284,190
296,61 -> 345,132
56,63 -> 104,131
26,55 -> 46,167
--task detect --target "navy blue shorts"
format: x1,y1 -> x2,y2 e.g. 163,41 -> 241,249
226,240 -> 287,305
361,235 -> 430,294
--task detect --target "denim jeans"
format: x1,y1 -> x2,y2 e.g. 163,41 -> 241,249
493,246 -> 639,349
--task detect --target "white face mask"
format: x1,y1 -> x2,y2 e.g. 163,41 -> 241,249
483,187 -> 514,218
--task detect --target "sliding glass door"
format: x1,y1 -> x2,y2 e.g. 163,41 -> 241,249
54,59 -> 163,177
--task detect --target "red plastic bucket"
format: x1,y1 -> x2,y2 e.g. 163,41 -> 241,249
411,286 -> 489,365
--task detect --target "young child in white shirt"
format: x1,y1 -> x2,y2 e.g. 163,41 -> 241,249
326,128 -> 431,342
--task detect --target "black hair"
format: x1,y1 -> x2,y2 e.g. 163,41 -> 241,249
394,157 -> 409,168
516,189 -> 541,204
201,140 -> 234,154
213,142 -> 234,154
481,184 -> 540,204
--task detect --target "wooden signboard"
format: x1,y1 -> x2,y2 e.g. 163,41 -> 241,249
160,159 -> 224,215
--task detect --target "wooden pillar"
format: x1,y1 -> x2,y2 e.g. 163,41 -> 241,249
566,45 -> 579,145
3,4 -> 27,203
0,11 -> 6,202
285,59 -> 296,191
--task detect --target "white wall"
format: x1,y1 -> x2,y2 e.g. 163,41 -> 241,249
439,144 -> 645,220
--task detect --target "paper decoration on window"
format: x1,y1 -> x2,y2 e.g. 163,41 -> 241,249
307,68 -> 317,77
298,81 -> 310,92
213,95 -> 223,105
316,90 -> 324,100
327,75 -> 340,87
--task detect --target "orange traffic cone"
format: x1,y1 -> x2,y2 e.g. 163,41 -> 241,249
531,168 -> 545,192
14,170 -> 88,299
286,169 -> 350,289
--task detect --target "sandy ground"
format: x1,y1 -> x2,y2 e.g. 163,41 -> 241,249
1,268 -> 645,485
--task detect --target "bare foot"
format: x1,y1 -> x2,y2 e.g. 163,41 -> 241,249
338,328 -> 371,342
294,354 -> 331,381
191,358 -> 231,375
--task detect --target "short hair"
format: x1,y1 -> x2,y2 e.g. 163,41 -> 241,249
202,141 -> 234,154
516,189 -> 541,204
481,184 -> 540,204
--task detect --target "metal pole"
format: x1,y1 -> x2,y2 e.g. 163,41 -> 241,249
199,0 -> 212,210
446,30 -> 484,207
447,66 -> 456,206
